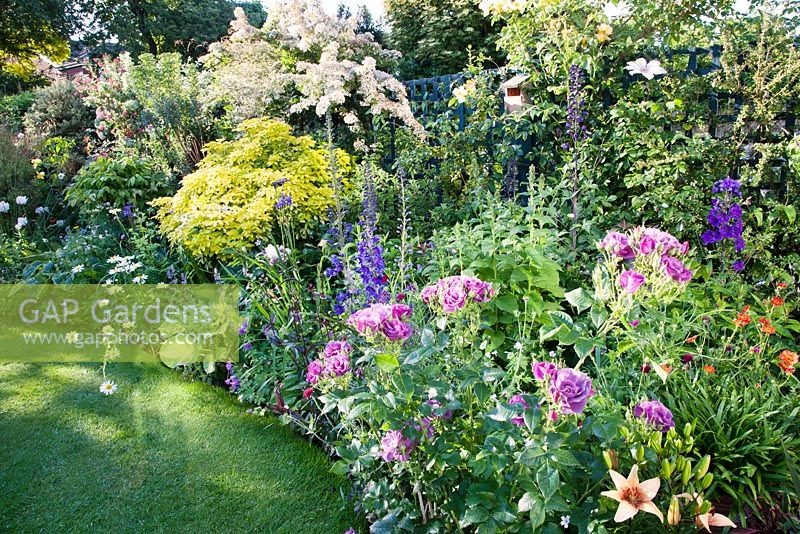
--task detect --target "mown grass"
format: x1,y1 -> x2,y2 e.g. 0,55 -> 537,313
0,362 -> 359,533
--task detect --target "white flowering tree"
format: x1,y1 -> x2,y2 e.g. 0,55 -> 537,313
201,1 -> 423,138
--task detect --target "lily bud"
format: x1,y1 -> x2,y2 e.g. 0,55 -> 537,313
603,449 -> 619,470
667,496 -> 681,525
701,473 -> 713,489
661,458 -> 674,478
695,455 -> 711,480
682,460 -> 693,485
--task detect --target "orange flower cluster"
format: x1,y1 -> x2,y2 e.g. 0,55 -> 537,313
703,365 -> 716,374
772,296 -> 784,307
758,318 -> 776,335
733,306 -> 751,328
778,350 -> 798,375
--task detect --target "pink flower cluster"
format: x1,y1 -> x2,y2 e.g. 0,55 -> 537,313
420,275 -> 495,313
347,304 -> 413,342
379,429 -> 416,462
306,340 -> 352,385
599,227 -> 693,294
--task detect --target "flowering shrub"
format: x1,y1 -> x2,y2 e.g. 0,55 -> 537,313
153,118 -> 353,257
301,275 -> 641,532
347,303 -> 412,343
419,275 -> 495,313
594,226 -> 693,316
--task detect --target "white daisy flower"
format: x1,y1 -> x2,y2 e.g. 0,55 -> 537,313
72,264 -> 85,273
99,381 -> 117,395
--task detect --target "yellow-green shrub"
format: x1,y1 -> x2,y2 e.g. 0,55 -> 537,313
153,118 -> 352,258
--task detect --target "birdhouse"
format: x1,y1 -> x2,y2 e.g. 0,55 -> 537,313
500,74 -> 531,114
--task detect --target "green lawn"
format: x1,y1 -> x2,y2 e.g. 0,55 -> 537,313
0,362 -> 359,533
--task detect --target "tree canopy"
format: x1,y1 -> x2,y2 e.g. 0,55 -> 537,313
0,0 -> 73,77
385,0 -> 505,79
77,0 -> 266,58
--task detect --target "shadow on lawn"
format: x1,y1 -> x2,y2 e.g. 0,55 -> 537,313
0,362 -> 359,534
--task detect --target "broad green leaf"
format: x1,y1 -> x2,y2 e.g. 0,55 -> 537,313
565,288 -> 593,313
375,352 -> 399,372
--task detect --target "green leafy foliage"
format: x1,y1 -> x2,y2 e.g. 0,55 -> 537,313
22,80 -> 92,145
154,118 -> 353,258
65,155 -> 171,217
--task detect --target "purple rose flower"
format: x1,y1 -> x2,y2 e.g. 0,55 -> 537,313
379,429 -> 414,462
639,236 -> 656,255
463,276 -> 495,302
391,303 -> 413,319
619,270 -> 646,294
549,368 -> 594,414
381,318 -> 412,342
323,353 -> 350,377
508,394 -> 530,427
661,256 -> 692,283
441,284 -> 468,313
347,305 -> 386,336
599,231 -> 635,259
306,359 -> 324,384
532,361 -> 558,381
323,340 -> 352,360
634,400 -> 675,432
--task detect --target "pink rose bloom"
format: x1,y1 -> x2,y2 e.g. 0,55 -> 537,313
420,284 -> 439,304
642,227 -> 682,255
619,270 -> 646,294
379,429 -> 414,462
324,352 -> 350,377
463,277 -> 495,303
532,361 -> 558,381
599,231 -> 635,259
391,303 -> 413,320
638,236 -> 656,255
347,306 -> 385,335
508,394 -> 530,427
661,256 -> 692,283
306,359 -> 324,384
323,340 -> 352,360
441,284 -> 468,313
381,318 -> 412,342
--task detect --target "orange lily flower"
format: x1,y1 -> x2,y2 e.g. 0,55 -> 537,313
676,493 -> 737,532
601,465 -> 664,523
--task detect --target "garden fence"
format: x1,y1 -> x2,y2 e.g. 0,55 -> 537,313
393,45 -> 797,201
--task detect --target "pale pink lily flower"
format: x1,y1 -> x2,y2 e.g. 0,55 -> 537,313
676,493 -> 737,532
601,464 -> 664,523
625,58 -> 667,80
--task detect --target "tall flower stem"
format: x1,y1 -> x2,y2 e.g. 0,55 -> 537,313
565,64 -> 589,255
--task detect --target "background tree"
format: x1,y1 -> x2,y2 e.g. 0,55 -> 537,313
0,0 -> 74,80
77,0 -> 266,58
385,0 -> 504,79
